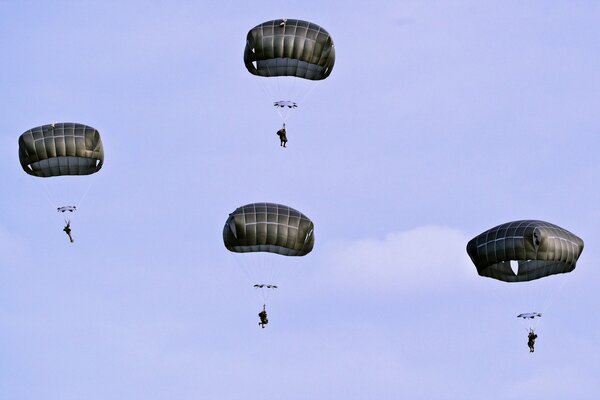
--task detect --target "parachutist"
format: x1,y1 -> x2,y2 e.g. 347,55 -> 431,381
527,329 -> 537,353
276,124 -> 287,147
258,304 -> 268,328
63,220 -> 74,243
224,204 -> 314,320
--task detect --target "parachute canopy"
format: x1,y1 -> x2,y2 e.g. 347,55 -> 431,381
223,202 -> 314,256
467,220 -> 584,283
274,100 -> 298,108
254,284 -> 278,289
244,18 -> 335,81
19,123 -> 104,178
517,312 -> 542,320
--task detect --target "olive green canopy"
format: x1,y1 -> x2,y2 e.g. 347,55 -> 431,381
467,220 -> 584,283
223,202 -> 314,256
18,123 -> 104,178
244,19 -> 335,81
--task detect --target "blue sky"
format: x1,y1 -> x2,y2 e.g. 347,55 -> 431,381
1,1 -> 599,399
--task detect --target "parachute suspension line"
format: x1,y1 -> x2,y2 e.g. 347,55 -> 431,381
259,286 -> 267,304
275,103 -> 286,122
237,252 -> 256,280
521,263 -> 533,318
264,65 -> 289,124
262,254 -> 279,288
255,78 -> 272,107
253,68 -> 323,125
523,247 -> 539,314
266,262 -> 280,294
232,254 -> 257,288
521,320 -> 539,335
263,255 -> 280,303
245,254 -> 261,283
265,63 -> 279,102
540,271 -> 574,316
74,180 -> 95,210
254,76 -> 285,123
285,73 -> 298,108
40,179 -> 60,211
38,176 -> 95,212
280,79 -> 322,125
298,79 -> 321,107
232,253 -> 281,306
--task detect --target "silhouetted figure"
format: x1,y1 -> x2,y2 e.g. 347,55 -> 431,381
276,124 -> 288,148
528,329 -> 538,353
258,304 -> 268,328
63,220 -> 74,243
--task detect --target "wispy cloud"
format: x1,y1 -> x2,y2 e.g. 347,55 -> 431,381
325,226 -> 474,293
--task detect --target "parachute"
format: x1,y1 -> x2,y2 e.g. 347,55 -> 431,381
467,220 -> 584,333
18,123 -> 103,178
224,202 -> 314,304
244,18 -> 335,124
19,123 -> 104,239
57,206 -> 77,213
466,220 -> 584,283
274,101 -> 298,109
254,284 -> 278,289
244,19 -> 335,81
517,313 -> 542,320
223,202 -> 314,256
